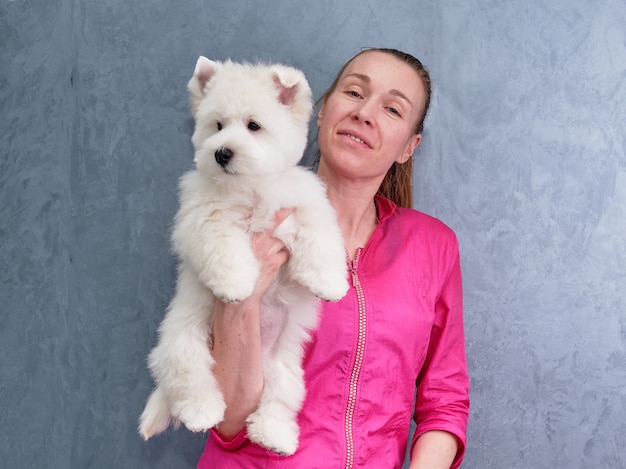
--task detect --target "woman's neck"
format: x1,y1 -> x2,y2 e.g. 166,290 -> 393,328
318,163 -> 381,260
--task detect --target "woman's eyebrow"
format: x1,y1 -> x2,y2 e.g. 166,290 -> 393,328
389,89 -> 413,107
343,73 -> 413,106
343,72 -> 370,83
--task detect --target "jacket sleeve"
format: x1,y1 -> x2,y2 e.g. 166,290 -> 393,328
209,427 -> 248,451
411,237 -> 470,469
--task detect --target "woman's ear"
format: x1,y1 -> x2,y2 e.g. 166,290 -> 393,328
397,133 -> 422,164
316,100 -> 326,127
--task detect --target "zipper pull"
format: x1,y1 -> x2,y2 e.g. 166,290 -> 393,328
348,248 -> 361,280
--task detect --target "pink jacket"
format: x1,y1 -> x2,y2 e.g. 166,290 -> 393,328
198,195 -> 470,468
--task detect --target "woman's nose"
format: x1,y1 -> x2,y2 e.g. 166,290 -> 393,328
351,100 -> 375,126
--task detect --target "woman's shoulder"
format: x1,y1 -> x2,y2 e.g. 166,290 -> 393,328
376,195 -> 458,243
398,206 -> 456,236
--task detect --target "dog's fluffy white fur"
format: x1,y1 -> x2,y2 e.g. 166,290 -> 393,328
138,57 -> 348,455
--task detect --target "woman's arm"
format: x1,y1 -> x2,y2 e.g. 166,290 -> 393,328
211,209 -> 293,440
409,431 -> 458,469
211,297 -> 264,439
412,236 -> 470,467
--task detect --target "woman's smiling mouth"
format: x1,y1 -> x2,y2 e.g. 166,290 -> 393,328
348,134 -> 365,144
340,131 -> 371,147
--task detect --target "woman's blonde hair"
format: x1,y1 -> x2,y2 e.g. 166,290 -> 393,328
317,48 -> 432,208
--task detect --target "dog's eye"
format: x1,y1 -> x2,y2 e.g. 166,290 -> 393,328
216,122 -> 223,131
248,121 -> 261,131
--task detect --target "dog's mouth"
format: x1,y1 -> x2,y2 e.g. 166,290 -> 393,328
218,164 -> 238,175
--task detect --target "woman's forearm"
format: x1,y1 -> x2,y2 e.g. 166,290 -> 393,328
209,208 -> 293,440
211,298 -> 264,440
409,430 -> 459,469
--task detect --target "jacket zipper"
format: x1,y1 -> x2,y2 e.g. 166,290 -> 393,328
345,248 -> 367,469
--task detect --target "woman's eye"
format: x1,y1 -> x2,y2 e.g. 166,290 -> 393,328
388,107 -> 400,116
248,121 -> 261,131
348,90 -> 362,98
217,122 -> 223,131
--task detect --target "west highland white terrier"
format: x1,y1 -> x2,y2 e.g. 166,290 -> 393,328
138,56 -> 348,455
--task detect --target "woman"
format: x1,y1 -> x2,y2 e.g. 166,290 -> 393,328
198,48 -> 470,469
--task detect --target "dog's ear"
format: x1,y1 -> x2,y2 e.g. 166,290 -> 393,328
188,56 -> 218,117
273,75 -> 298,106
271,66 -> 313,123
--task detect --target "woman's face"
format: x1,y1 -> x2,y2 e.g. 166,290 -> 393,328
317,51 -> 425,184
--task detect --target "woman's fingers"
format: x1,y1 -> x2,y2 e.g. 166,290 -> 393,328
252,207 -> 295,258
272,207 -> 295,230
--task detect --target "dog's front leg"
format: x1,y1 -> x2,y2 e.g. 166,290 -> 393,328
199,225 -> 259,303
175,208 -> 260,304
287,203 -> 349,302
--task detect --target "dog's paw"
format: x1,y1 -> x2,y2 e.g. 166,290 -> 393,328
246,413 -> 299,456
172,397 -> 226,433
212,280 -> 255,304
308,274 -> 349,302
289,256 -> 349,302
210,266 -> 258,304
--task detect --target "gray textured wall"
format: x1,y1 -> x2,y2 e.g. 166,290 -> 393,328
1,1 -> 624,468
414,2 -> 626,467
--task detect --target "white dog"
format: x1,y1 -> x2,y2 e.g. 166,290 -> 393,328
138,57 -> 348,455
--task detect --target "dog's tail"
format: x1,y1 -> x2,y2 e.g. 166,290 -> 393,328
139,387 -> 172,440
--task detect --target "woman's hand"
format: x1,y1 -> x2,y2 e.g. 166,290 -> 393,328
244,207 -> 295,304
211,208 -> 294,440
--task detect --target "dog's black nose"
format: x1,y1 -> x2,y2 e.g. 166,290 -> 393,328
215,147 -> 233,167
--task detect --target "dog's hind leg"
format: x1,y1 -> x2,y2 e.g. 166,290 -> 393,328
245,357 -> 303,456
145,270 -> 227,434
245,294 -> 317,455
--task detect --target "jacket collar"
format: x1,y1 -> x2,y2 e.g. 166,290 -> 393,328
374,193 -> 397,224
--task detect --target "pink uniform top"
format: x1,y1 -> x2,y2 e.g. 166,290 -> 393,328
198,195 -> 470,468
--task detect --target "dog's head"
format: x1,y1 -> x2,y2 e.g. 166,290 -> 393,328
187,56 -> 313,178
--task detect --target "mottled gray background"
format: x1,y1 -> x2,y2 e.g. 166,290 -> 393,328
1,0 -> 624,468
